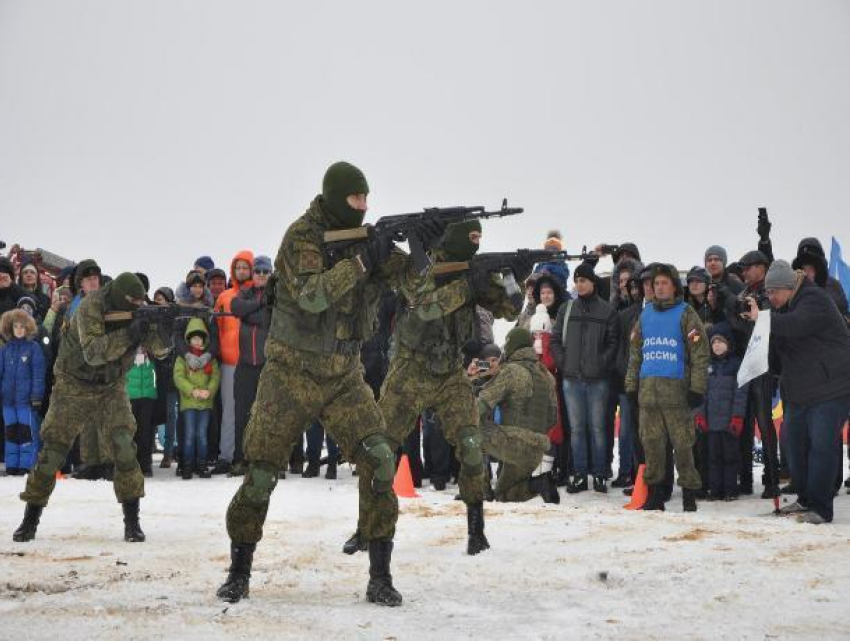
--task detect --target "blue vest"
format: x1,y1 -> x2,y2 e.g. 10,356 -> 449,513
639,302 -> 686,380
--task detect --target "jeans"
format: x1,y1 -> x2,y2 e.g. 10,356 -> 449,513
617,393 -> 635,477
563,379 -> 609,477
157,391 -> 179,456
306,421 -> 338,463
182,409 -> 211,469
785,394 -> 850,522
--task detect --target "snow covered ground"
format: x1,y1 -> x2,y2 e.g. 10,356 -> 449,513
2,460 -> 850,641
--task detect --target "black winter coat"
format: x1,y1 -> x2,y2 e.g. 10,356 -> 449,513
614,302 -> 642,392
231,285 -> 270,367
702,355 -> 749,432
551,293 -> 618,381
770,279 -> 850,405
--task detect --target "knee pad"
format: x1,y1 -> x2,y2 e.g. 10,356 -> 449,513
110,429 -> 138,472
243,461 -> 279,506
458,426 -> 484,476
360,433 -> 396,493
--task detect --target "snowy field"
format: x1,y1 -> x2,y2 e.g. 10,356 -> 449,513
2,460 -> 850,641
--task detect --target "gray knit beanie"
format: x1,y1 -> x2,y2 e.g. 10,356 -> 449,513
705,245 -> 728,266
765,259 -> 796,290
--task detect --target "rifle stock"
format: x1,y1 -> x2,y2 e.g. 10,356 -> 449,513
431,261 -> 472,276
323,227 -> 371,243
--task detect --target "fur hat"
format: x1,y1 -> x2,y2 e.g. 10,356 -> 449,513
0,309 -> 38,340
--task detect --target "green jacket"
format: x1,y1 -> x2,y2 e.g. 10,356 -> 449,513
55,285 -> 169,386
625,297 -> 709,407
477,346 -> 557,434
126,351 -> 157,400
173,318 -> 221,411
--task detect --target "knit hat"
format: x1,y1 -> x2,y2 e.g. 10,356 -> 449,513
194,255 -> 215,271
441,220 -> 482,261
765,259 -> 796,291
108,272 -> 146,312
253,255 -> 273,272
686,266 -> 711,285
573,261 -> 596,282
20,262 -> 38,276
16,296 -> 37,316
0,257 -> 15,278
321,161 -> 369,229
504,327 -> 533,358
704,245 -> 728,266
480,343 -> 503,360
738,250 -> 769,268
154,286 -> 175,303
205,268 -> 227,284
544,230 -> 563,252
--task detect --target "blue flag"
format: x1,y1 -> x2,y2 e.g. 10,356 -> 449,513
829,237 -> 850,299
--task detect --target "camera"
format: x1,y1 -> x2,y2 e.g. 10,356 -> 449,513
476,359 -> 491,372
735,292 -> 768,316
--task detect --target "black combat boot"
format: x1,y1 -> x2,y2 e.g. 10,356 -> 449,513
529,474 -> 560,504
466,502 -> 490,555
216,542 -> 256,603
366,540 -> 402,607
343,529 -> 367,555
122,499 -> 146,542
566,475 -> 588,494
682,488 -> 698,512
324,461 -> 337,480
641,485 -> 666,511
303,461 -> 320,478
13,504 -> 43,542
592,475 -> 608,494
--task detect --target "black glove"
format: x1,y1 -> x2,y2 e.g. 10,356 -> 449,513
511,250 -> 536,282
415,218 -> 448,251
687,391 -> 704,410
357,233 -> 393,274
466,266 -> 492,298
127,317 -> 151,345
757,208 -> 771,241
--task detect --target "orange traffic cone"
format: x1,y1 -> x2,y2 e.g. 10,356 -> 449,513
393,454 -> 420,498
624,464 -> 648,510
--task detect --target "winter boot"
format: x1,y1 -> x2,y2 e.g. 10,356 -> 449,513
566,475 -> 588,494
529,474 -> 560,504
592,475 -> 608,494
343,529 -> 367,555
122,499 -> 146,542
198,466 -> 212,479
216,542 -> 256,603
466,502 -> 490,555
611,473 -> 632,488
159,455 -> 172,469
682,488 -> 698,512
365,540 -> 402,607
325,461 -> 337,480
13,504 -> 43,542
641,485 -> 666,511
181,464 -> 193,480
303,461 -> 320,478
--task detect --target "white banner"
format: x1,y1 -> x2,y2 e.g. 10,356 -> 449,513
737,310 -> 771,388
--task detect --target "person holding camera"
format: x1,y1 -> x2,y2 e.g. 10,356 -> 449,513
747,260 -> 850,523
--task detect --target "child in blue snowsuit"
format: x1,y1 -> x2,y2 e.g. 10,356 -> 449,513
0,309 -> 46,474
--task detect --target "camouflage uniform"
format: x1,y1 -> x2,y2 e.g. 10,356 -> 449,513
20,288 -> 168,506
625,295 -> 709,489
477,346 -> 556,502
226,197 -> 436,545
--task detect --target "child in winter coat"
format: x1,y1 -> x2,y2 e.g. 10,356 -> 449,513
0,310 -> 45,474
695,325 -> 749,500
173,318 -> 221,479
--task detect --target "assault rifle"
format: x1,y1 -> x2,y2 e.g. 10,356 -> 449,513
104,303 -> 235,325
432,247 -> 593,300
323,198 -> 523,275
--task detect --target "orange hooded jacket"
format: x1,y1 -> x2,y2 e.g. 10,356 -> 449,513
214,250 -> 254,366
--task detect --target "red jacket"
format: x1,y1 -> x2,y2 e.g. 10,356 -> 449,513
538,332 -> 564,445
214,250 -> 254,366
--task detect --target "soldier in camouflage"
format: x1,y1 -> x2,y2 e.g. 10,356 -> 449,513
477,328 -> 560,504
625,263 -> 709,512
13,272 -> 169,543
216,161 -> 448,607
343,219 -> 531,557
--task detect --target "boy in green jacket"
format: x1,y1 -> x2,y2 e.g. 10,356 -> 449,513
173,318 -> 221,479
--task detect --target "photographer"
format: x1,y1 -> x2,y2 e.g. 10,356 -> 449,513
747,260 -> 850,523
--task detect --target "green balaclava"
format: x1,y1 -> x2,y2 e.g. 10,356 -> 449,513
321,161 -> 370,229
441,220 -> 482,261
108,272 -> 146,312
504,327 -> 533,359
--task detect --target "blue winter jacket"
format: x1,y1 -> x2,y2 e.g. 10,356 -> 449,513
704,354 -> 748,432
0,338 -> 46,407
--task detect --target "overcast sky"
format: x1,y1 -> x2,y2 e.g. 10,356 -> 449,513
1,1 -> 849,294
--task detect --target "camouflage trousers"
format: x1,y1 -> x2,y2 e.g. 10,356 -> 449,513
79,417 -> 113,467
226,339 -> 397,544
379,357 -> 484,504
21,374 -> 144,506
639,405 -> 701,489
482,421 -> 550,502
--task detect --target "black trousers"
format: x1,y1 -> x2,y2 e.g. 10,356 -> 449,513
131,397 -> 156,473
743,375 -> 779,491
709,431 -> 740,496
234,363 -> 263,466
694,431 -> 710,491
